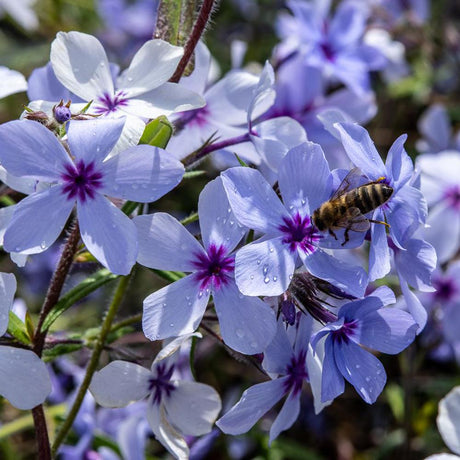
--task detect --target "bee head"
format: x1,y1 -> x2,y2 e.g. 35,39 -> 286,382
381,184 -> 394,202
311,209 -> 325,231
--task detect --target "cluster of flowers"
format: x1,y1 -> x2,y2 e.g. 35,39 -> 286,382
1,0 -> 457,458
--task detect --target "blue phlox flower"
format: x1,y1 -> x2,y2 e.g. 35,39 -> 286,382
417,104 -> 460,154
0,118 -> 185,275
0,273 -> 51,409
334,122 -> 427,280
221,142 -> 368,298
135,176 -> 277,354
217,313 -> 328,443
311,288 -> 418,404
48,31 -> 204,152
417,150 -> 460,264
276,0 -> 386,95
90,333 -> 222,460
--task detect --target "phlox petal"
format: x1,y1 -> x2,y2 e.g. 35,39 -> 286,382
67,118 -> 125,164
134,213 -> 205,271
90,361 -> 151,407
302,249 -> 367,298
213,282 -> 276,354
269,391 -> 300,444
331,54 -> 370,96
77,194 -> 137,275
164,380 -> 221,436
153,332 -> 202,366
251,117 -> 307,172
222,167 -> 289,234
0,273 -> 16,336
101,145 -> 184,203
321,335 -> 345,402
27,62 -> 75,102
399,277 -> 427,333
198,177 -> 246,254
263,320 -> 296,375
334,123 -> 385,180
368,211 -> 391,281
142,275 -> 209,341
424,203 -> 460,264
117,40 -> 183,96
386,134 -> 412,188
0,120 -> 73,181
51,31 -> 114,101
234,237 -> 296,296
0,66 -> 27,98
4,187 -> 73,254
278,142 -> 332,214
216,378 -> 288,435
395,238 -> 436,291
334,340 -> 386,404
206,71 -> 259,125
106,115 -> 145,158
328,2 -> 367,48
123,83 -> 205,119
0,347 -> 51,409
437,386 -> 460,455
307,335 -> 332,413
418,105 -> 451,153
180,41 -> 211,95
147,402 -> 189,460
358,308 -> 417,354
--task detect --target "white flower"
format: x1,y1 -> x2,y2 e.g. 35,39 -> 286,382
0,66 -> 27,99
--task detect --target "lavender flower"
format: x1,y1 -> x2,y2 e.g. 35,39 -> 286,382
221,142 -> 368,298
0,118 -> 184,275
311,289 -> 417,403
335,122 -> 427,280
217,313 -> 328,443
90,334 -> 222,460
135,177 -> 277,354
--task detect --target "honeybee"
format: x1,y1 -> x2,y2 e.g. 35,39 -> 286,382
312,169 -> 393,245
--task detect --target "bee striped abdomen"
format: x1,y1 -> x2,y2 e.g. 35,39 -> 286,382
353,183 -> 393,215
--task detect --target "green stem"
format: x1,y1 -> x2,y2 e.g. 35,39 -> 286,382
110,313 -> 142,333
51,274 -> 132,455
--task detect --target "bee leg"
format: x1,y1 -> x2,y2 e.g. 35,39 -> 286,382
369,219 -> 390,228
328,229 -> 338,240
341,228 -> 350,246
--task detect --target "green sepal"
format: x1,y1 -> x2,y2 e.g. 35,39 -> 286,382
121,200 -> 140,216
41,269 -> 120,333
139,116 -> 173,149
234,153 -> 249,167
7,311 -> 31,344
24,311 -> 35,340
183,170 -> 207,180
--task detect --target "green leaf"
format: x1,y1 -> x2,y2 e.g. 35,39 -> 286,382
234,153 -> 249,167
121,200 -> 140,216
156,0 -> 198,47
385,383 -> 404,423
43,342 -> 84,361
7,311 -> 31,344
139,116 -> 174,148
183,170 -> 207,180
151,269 -> 185,283
41,269 -> 120,332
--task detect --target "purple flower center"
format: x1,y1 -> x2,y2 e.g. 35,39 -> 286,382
148,363 -> 176,405
178,106 -> 209,128
61,160 -> 103,203
433,277 -> 458,302
284,350 -> 308,395
444,185 -> 460,211
94,91 -> 129,115
279,213 -> 321,254
320,41 -> 336,61
331,320 -> 358,345
192,243 -> 234,291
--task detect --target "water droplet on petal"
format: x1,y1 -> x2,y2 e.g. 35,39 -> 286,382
264,277 -> 270,284
273,276 -> 277,282
40,241 -> 47,249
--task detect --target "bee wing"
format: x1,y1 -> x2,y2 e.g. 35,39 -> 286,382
336,207 -> 370,232
331,167 -> 365,200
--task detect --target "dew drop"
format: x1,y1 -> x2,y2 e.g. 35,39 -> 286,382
356,364 -> 360,369
256,259 -> 261,265
262,265 -> 268,275
273,276 -> 277,282
365,377 -> 370,382
162,303 -> 167,307
227,207 -> 232,214
229,220 -> 234,226
40,241 -> 47,249
264,277 -> 270,284
250,275 -> 254,280
269,247 -> 274,253
169,323 -> 174,328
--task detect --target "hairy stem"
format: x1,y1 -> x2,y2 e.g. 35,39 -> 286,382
51,274 -> 132,455
183,132 -> 251,169
169,0 -> 216,83
33,220 -> 80,356
32,405 -> 51,460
